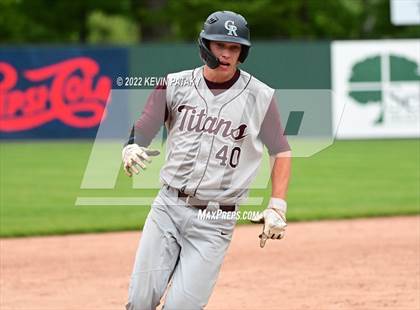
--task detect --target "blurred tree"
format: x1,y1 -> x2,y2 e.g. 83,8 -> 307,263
87,11 -> 138,44
0,0 -> 132,43
161,0 -> 419,40
0,0 -> 418,43
0,0 -> 29,43
130,0 -> 171,42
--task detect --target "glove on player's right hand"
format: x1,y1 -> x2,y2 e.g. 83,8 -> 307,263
250,198 -> 287,248
122,144 -> 160,177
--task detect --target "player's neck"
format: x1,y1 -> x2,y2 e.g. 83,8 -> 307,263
203,65 -> 237,83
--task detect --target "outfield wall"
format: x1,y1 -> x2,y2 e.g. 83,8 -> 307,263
0,40 -> 418,140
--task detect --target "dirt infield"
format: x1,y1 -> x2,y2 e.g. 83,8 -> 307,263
1,216 -> 419,310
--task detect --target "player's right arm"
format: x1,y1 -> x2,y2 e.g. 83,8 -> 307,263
122,83 -> 169,177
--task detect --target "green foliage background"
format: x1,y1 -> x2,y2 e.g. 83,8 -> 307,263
0,0 -> 419,44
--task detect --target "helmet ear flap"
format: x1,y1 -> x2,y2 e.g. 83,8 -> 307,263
198,36 -> 220,69
238,46 -> 250,63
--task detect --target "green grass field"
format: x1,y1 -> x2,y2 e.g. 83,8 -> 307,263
0,139 -> 419,237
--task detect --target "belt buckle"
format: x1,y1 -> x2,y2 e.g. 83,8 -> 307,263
185,195 -> 191,206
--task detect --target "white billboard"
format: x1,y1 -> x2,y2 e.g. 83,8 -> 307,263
332,39 -> 420,139
391,0 -> 420,25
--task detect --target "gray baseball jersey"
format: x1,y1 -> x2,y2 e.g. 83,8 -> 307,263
161,66 -> 275,204
126,66 -> 290,310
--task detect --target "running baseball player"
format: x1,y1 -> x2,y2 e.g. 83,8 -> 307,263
123,10 -> 291,310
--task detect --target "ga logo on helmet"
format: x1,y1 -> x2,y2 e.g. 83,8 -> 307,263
224,20 -> 238,36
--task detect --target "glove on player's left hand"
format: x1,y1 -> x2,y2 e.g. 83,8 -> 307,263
250,198 -> 287,248
122,144 -> 160,177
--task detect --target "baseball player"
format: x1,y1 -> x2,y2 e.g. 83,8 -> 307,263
123,10 -> 291,310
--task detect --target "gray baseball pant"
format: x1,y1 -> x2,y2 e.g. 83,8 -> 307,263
126,186 -> 236,310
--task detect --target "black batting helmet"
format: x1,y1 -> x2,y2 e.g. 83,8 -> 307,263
198,11 -> 251,69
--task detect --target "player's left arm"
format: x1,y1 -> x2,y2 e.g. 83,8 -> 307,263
270,151 -> 291,200
251,96 -> 291,248
251,152 -> 291,248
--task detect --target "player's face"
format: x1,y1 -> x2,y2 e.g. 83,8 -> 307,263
209,41 -> 241,75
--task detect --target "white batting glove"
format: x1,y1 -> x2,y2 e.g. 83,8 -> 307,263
122,144 -> 160,177
250,198 -> 287,248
